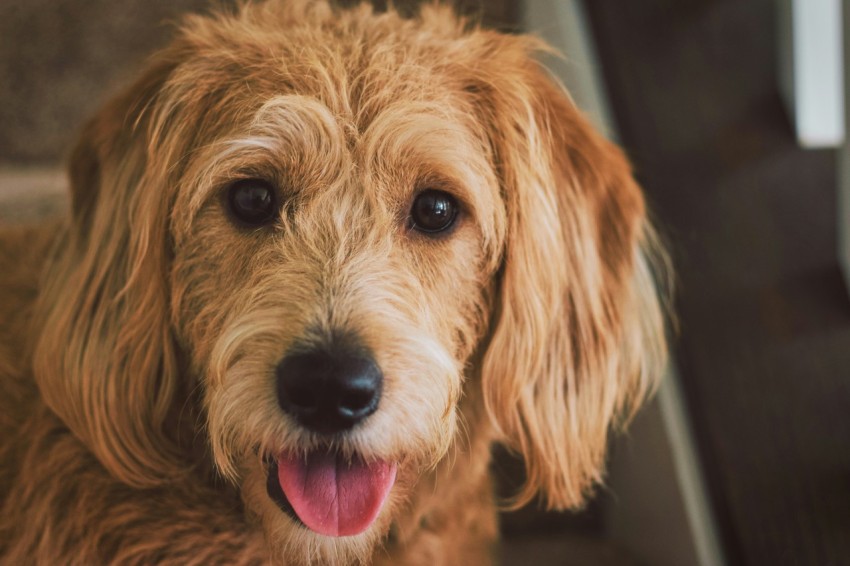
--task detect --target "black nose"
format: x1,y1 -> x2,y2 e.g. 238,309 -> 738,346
275,348 -> 383,435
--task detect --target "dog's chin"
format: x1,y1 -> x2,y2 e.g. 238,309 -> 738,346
240,449 -> 402,566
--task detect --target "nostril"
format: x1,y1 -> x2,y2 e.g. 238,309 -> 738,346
276,352 -> 326,418
341,388 -> 373,411
339,386 -> 378,416
337,365 -> 382,418
286,382 -> 319,412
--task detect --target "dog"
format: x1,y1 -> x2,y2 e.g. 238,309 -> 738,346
0,1 -> 668,564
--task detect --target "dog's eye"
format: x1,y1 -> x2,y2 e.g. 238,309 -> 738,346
410,189 -> 458,234
227,179 -> 278,226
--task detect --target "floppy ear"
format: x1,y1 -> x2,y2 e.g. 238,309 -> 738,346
32,54 -> 187,488
476,41 -> 668,509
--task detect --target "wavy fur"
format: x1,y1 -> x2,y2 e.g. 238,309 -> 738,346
0,1 -> 668,564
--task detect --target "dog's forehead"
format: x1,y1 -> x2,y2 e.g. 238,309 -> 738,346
170,5 -> 488,136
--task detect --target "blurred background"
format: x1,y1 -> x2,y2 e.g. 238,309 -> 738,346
2,1 -> 850,565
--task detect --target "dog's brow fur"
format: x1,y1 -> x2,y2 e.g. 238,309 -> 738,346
0,1 -> 669,564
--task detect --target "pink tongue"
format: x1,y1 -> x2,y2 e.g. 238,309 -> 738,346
277,452 -> 397,537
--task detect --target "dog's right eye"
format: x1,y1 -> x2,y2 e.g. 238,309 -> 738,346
409,189 -> 459,234
226,179 -> 278,226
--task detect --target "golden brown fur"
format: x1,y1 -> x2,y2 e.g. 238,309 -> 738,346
0,1 -> 668,564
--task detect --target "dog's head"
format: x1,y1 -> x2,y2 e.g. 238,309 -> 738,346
33,1 -> 667,563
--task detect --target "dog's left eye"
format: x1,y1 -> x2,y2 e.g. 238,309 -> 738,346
226,179 -> 278,226
410,189 -> 458,234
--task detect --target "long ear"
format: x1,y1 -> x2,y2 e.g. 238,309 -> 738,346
33,54 -> 186,488
476,40 -> 669,510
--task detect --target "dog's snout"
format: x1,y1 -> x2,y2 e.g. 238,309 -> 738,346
275,348 -> 383,434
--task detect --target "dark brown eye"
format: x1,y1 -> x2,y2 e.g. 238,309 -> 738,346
410,189 -> 458,234
227,179 -> 277,226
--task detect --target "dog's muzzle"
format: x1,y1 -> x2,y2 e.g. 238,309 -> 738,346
268,343 -> 396,537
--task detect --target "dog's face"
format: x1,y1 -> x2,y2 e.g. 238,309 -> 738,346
171,26 -> 504,560
32,1 -> 667,564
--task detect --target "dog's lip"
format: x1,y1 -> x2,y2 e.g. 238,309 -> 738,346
265,450 -> 397,537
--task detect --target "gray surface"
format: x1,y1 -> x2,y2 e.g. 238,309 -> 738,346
0,168 -> 66,222
0,0 -> 217,164
500,536 -> 641,566
606,395 -> 706,566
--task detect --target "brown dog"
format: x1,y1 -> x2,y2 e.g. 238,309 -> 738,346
0,1 -> 668,564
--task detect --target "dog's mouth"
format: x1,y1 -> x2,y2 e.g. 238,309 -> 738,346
266,450 -> 397,537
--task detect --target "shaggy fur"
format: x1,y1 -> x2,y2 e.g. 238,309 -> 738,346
0,1 -> 668,564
